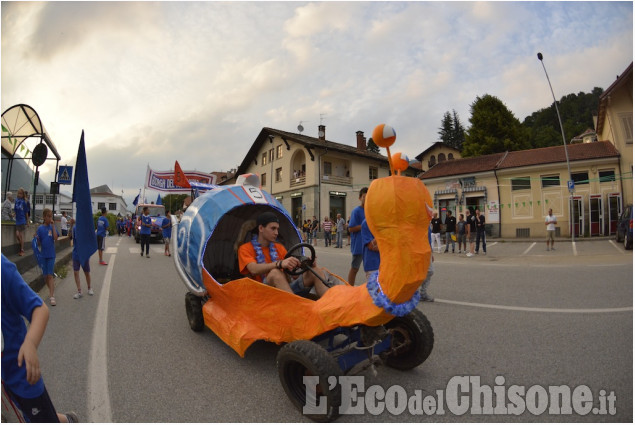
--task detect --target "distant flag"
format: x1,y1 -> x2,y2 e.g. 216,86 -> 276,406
174,161 -> 191,188
132,189 -> 140,206
156,193 -> 162,205
72,131 -> 97,265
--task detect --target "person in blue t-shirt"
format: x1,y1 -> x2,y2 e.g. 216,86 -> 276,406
347,187 -> 368,285
361,219 -> 380,280
14,188 -> 29,256
140,206 -> 152,258
162,211 -> 172,257
96,208 -> 109,266
71,223 -> 93,300
1,254 -> 78,422
35,208 -> 58,306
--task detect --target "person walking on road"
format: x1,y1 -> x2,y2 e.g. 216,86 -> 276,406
71,222 -> 93,299
140,206 -> 152,258
335,213 -> 346,248
456,214 -> 466,254
444,209 -> 456,253
430,212 -> 442,254
35,209 -> 58,306
1,254 -> 79,423
466,208 -> 476,257
347,187 -> 368,285
545,208 -> 557,251
322,216 -> 332,247
475,208 -> 487,255
96,208 -> 109,265
162,211 -> 172,256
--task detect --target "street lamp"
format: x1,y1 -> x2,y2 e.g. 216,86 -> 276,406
537,52 -> 575,242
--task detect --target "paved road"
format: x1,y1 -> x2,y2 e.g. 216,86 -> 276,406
37,235 -> 632,422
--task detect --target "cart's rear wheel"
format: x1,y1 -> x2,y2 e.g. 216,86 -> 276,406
185,292 -> 204,332
384,309 -> 434,370
277,340 -> 342,422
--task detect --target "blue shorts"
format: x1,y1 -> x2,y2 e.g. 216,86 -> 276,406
4,384 -> 59,422
351,254 -> 363,270
289,275 -> 311,296
72,257 -> 90,272
42,258 -> 55,276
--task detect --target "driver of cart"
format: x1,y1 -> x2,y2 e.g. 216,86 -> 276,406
238,212 -> 331,297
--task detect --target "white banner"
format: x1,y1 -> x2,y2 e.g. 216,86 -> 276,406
144,165 -> 217,192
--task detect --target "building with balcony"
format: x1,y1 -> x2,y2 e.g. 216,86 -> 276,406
232,125 -> 418,227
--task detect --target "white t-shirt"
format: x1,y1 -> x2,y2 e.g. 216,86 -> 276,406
545,214 -> 557,231
61,215 -> 68,231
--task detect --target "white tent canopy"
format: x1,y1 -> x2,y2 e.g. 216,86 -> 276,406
2,104 -> 60,160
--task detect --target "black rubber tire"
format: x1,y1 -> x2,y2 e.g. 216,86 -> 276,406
625,233 -> 632,250
384,309 -> 434,370
616,231 -> 623,243
185,292 -> 204,332
277,340 -> 342,422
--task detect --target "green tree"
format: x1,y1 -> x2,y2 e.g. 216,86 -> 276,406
366,137 -> 380,154
438,110 -> 466,151
162,193 -> 189,213
462,94 -> 530,157
522,87 -> 603,148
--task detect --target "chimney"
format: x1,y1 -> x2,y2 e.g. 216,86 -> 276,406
356,131 -> 366,151
318,125 -> 326,141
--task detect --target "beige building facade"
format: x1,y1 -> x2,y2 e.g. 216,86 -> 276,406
595,62 -> 632,207
233,126 -> 415,227
421,142 -> 621,238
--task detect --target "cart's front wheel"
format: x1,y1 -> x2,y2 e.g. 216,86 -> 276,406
185,292 -> 204,332
384,309 -> 434,370
277,340 -> 342,422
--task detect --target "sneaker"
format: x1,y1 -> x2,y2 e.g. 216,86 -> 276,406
140,251 -> 144,256
65,411 -> 79,423
421,296 -> 435,302
466,253 -> 473,257
88,288 -> 94,296
73,292 -> 82,299
50,297 -> 56,306
452,250 -> 455,253
458,250 -> 462,254
551,247 -> 556,251
146,254 -> 150,258
444,249 -> 448,253
99,261 -> 108,265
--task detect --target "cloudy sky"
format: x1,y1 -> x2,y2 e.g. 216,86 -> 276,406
2,1 -> 632,206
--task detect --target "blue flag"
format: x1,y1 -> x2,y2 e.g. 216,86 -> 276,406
72,131 -> 97,265
132,191 -> 140,206
156,193 -> 162,205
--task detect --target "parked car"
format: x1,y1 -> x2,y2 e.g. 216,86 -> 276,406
616,204 -> 632,250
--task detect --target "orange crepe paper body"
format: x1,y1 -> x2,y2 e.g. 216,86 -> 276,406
199,176 -> 433,357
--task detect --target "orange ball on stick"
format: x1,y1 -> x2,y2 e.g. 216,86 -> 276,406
392,152 -> 409,174
372,124 -> 396,148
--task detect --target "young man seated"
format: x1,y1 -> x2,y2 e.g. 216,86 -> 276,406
238,211 -> 331,297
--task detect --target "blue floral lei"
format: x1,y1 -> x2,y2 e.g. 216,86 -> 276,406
366,270 -> 419,317
252,235 -> 280,281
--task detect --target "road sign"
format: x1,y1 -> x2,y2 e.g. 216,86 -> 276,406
58,166 -> 73,185
567,180 -> 575,192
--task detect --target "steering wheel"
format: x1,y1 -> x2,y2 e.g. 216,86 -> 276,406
283,243 -> 333,288
283,243 -> 316,276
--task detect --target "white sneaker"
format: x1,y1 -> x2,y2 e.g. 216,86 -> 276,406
73,292 -> 82,299
466,253 -> 473,257
88,289 -> 94,296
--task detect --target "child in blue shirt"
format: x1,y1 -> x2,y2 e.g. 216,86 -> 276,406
36,208 -> 58,306
162,211 -> 172,257
1,254 -> 78,422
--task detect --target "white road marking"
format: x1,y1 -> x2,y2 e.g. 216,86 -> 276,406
572,241 -> 577,256
521,242 -> 536,255
435,298 -> 632,314
87,255 -> 114,422
488,242 -> 498,248
105,247 -> 118,254
608,239 -> 625,253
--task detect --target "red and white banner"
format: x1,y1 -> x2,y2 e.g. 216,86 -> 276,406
144,165 -> 217,192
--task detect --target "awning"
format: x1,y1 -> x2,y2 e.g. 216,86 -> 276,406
1,104 -> 60,160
